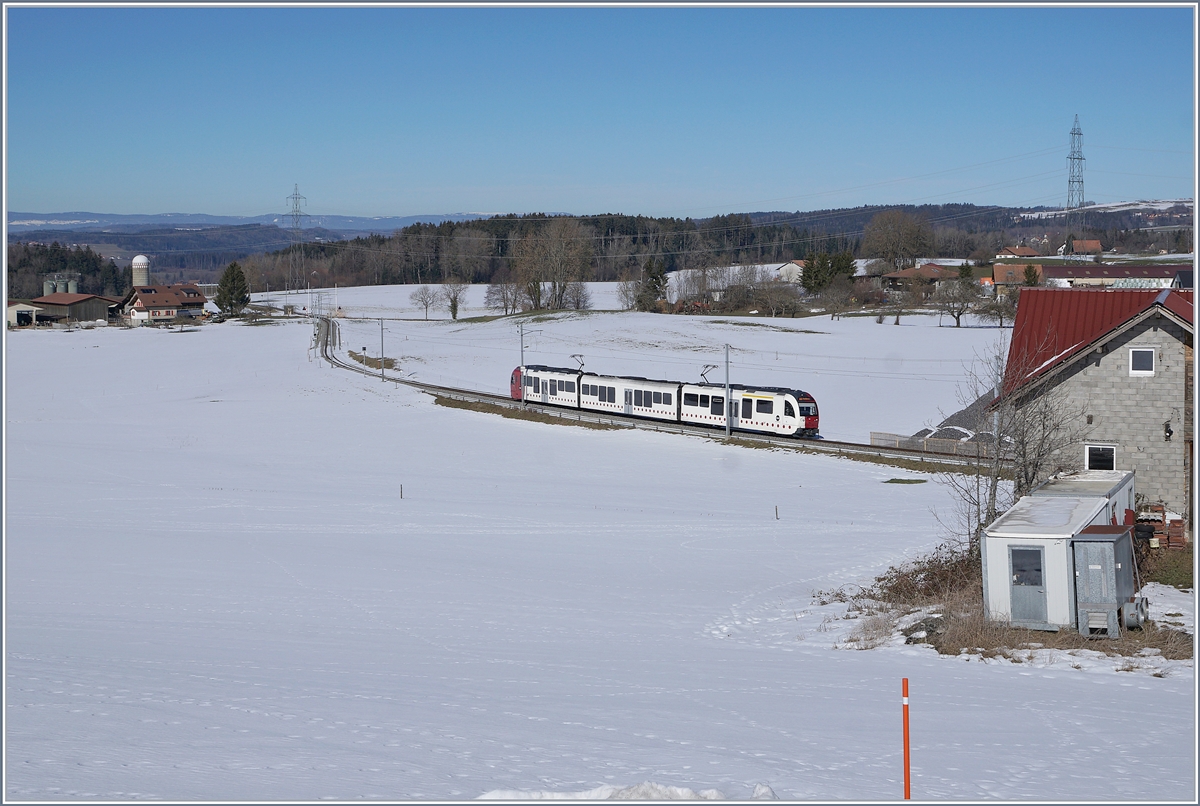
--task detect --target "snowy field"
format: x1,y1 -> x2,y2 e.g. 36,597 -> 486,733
4,291 -> 1195,801
260,282 -> 1009,443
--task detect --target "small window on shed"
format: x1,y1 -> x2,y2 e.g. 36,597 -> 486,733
1130,348 -> 1155,376
1010,548 -> 1043,586
1086,445 -> 1116,471
684,393 -> 699,407
756,399 -> 773,415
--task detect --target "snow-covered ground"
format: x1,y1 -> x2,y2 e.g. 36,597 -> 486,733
4,296 -> 1195,801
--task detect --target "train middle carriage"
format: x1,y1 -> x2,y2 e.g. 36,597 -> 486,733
579,374 -> 679,423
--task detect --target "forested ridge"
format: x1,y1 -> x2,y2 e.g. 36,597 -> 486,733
7,201 -> 1192,298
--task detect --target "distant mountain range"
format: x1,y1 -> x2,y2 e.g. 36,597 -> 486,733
6,211 -> 492,234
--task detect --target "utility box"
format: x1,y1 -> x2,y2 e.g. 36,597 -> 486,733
982,496 -> 1109,631
1073,526 -> 1145,637
1030,470 -> 1135,527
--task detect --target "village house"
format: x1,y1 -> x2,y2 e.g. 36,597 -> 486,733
121,284 -> 208,325
1004,288 -> 1194,531
991,263 -> 1043,297
881,263 -> 958,295
1056,238 -> 1103,257
996,245 -> 1041,260
777,259 -> 805,284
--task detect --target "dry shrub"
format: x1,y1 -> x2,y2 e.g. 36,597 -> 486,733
866,541 -> 980,607
847,612 -> 898,649
1138,544 -> 1193,590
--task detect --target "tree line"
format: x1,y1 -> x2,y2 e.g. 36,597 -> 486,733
6,242 -> 132,299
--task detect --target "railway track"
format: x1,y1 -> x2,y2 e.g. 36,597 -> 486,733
315,316 -> 999,470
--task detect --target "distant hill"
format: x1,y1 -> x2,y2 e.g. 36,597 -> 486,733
6,211 -> 489,234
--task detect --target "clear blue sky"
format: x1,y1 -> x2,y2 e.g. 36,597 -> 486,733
5,4 -> 1195,219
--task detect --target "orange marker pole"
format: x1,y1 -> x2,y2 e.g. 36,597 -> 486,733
902,677 -> 911,800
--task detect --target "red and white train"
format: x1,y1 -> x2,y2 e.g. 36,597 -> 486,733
509,365 -> 819,438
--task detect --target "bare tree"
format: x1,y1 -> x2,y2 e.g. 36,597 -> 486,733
563,281 -> 592,310
817,275 -> 855,320
484,266 -> 522,315
756,278 -> 798,317
616,270 -> 640,310
936,336 -> 1090,556
930,278 -> 979,327
409,285 -> 438,320
439,277 -> 470,320
862,210 -> 933,271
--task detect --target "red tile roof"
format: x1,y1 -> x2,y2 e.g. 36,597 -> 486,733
29,292 -> 108,305
882,263 -> 957,281
1005,288 -> 1194,394
1000,246 -> 1040,257
1070,239 -> 1102,253
1040,264 -> 1188,281
127,284 -> 207,310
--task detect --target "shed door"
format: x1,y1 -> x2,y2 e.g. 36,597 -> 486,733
1009,546 -> 1047,625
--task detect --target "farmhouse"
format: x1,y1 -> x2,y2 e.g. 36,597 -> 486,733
992,263 -> 1043,297
1004,288 -> 1193,530
121,284 -> 208,324
1040,264 -> 1188,289
27,292 -> 115,324
996,245 -> 1041,259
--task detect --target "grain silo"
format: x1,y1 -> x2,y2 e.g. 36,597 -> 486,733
132,255 -> 151,286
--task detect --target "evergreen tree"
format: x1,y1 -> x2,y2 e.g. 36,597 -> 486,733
635,258 -> 669,312
215,261 -> 250,315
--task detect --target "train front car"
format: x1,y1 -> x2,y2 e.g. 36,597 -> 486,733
510,367 -> 523,400
794,391 -> 819,437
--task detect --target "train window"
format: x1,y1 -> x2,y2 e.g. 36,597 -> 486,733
653,391 -> 662,405
608,386 -> 616,402
634,389 -> 643,407
784,401 -> 795,418
710,396 -> 723,415
663,392 -> 671,406
542,381 -> 547,393
798,404 -> 815,416
756,399 -> 773,415
549,382 -> 557,396
525,376 -> 533,387
742,399 -> 753,419
699,394 -> 710,407
566,381 -> 576,393
684,393 -> 698,407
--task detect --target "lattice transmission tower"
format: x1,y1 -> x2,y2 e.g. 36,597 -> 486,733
1066,115 -> 1085,235
285,184 -> 309,298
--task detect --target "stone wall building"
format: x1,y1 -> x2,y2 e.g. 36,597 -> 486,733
1005,288 -> 1193,528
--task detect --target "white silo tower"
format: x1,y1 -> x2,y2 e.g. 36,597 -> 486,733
132,255 -> 151,286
